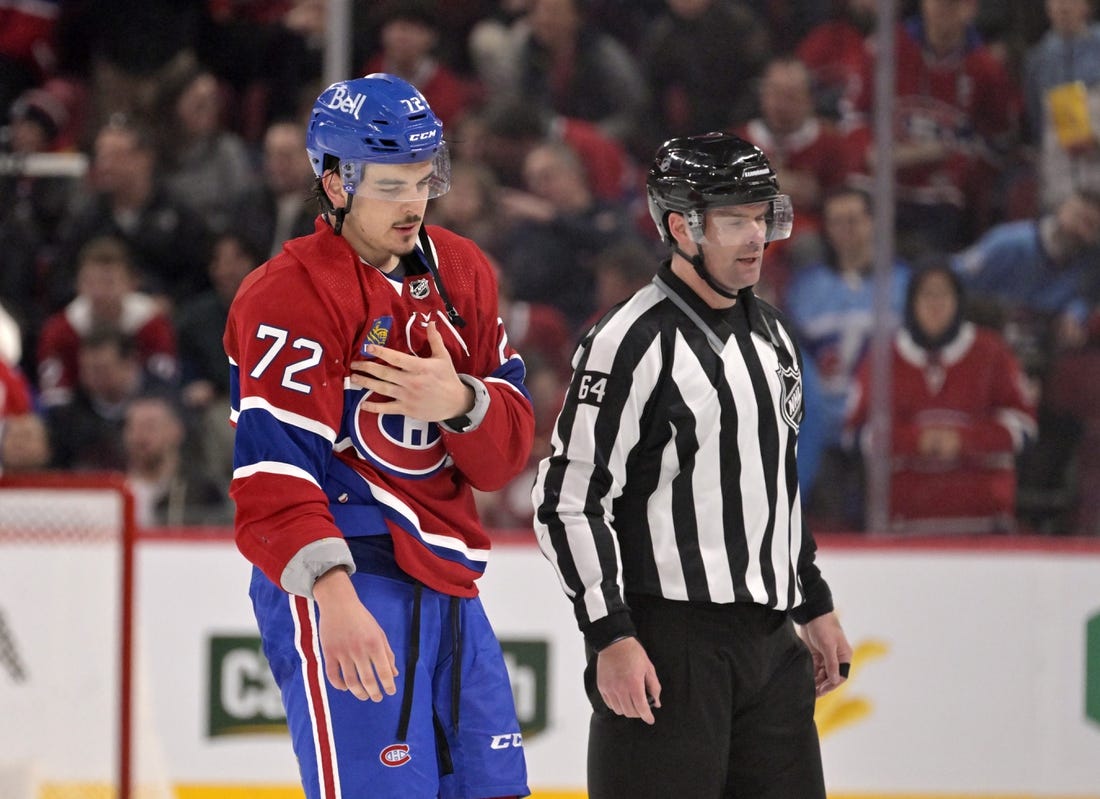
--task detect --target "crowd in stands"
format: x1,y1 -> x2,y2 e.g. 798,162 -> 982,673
1,0 -> 1099,536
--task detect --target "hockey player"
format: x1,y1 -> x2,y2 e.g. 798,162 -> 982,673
225,73 -> 533,799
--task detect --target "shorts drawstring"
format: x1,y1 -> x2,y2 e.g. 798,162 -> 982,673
395,588 -> 463,744
450,595 -> 461,734
396,583 -> 422,742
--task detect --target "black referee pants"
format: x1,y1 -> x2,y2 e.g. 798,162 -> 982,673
585,595 -> 825,799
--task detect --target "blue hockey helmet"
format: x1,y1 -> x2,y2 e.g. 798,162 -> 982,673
306,73 -> 450,200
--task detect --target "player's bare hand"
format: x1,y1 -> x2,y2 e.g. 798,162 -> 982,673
312,569 -> 398,702
800,611 -> 852,697
596,637 -> 661,725
350,322 -> 474,422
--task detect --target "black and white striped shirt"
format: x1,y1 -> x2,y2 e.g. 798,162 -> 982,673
533,263 -> 833,650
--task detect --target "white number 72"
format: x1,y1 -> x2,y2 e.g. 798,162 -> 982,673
249,324 -> 323,394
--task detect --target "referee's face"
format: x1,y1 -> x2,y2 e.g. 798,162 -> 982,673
700,201 -> 769,292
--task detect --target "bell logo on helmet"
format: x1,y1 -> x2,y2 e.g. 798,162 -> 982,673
743,167 -> 772,178
326,84 -> 367,120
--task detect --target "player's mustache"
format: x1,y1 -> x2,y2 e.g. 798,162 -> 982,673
395,215 -> 422,226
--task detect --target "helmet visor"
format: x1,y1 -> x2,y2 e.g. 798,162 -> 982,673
339,144 -> 451,201
688,195 -> 794,246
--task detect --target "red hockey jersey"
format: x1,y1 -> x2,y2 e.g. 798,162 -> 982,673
36,293 -> 178,407
848,322 -> 1036,533
225,220 -> 534,597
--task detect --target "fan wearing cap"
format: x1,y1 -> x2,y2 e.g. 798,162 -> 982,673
534,132 -> 852,798
224,74 -> 533,799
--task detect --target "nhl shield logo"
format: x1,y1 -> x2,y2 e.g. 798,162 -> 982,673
776,364 -> 802,432
410,278 -> 430,300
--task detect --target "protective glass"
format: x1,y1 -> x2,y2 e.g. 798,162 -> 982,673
686,194 -> 794,246
339,144 -> 451,201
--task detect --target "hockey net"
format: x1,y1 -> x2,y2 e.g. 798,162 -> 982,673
0,473 -> 170,799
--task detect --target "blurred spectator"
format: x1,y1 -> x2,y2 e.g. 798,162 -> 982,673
847,263 -> 1037,534
0,0 -> 59,114
850,0 -> 1022,257
1023,0 -> 1100,213
497,269 -> 574,383
468,0 -> 532,96
795,0 -> 878,125
5,85 -> 69,154
234,119 -> 318,259
425,157 -> 508,256
504,0 -> 649,143
152,63 -> 258,234
637,0 -> 771,155
735,56 -> 859,269
199,0 -> 327,141
37,235 -> 178,408
0,303 -> 21,368
1042,306 -> 1100,534
784,187 -> 911,529
174,231 -> 262,488
53,1 -> 203,137
123,393 -> 232,527
477,96 -> 637,201
0,358 -> 50,474
496,140 -> 643,328
742,0 -> 833,50
45,326 -> 172,471
580,237 -> 660,332
361,0 -> 481,130
950,190 -> 1100,374
194,0 -> 294,141
53,113 -> 213,310
0,83 -> 86,370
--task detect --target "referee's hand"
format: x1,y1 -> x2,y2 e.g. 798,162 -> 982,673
800,611 -> 853,697
596,637 -> 662,725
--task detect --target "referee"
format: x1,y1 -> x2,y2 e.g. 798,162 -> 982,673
532,132 -> 852,799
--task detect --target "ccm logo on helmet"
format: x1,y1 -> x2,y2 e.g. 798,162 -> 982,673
409,131 -> 437,142
379,743 -> 411,767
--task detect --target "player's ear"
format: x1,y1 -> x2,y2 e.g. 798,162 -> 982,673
321,170 -> 348,209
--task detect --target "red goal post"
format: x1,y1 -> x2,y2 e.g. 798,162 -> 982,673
0,472 -> 136,799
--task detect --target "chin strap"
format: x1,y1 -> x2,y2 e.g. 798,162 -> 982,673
672,244 -> 740,300
331,194 -> 354,236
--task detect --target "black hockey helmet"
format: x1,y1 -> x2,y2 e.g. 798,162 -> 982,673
646,132 -> 793,246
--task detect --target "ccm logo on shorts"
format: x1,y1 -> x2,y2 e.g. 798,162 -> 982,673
379,743 -> 411,767
490,733 -> 523,750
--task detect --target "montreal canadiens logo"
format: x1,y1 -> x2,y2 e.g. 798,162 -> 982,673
351,390 -> 448,478
379,743 -> 411,767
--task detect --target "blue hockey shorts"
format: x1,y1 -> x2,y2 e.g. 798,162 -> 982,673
250,565 -> 529,799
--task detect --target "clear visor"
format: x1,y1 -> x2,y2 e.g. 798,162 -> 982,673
686,195 -> 794,246
339,144 -> 451,201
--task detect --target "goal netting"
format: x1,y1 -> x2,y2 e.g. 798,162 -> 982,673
0,473 -> 171,799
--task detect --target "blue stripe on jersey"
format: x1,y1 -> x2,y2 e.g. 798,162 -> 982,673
233,405 -> 332,476
386,509 -> 487,575
229,361 -> 241,415
491,355 -> 531,402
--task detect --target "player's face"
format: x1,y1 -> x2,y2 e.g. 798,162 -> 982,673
698,202 -> 769,293
338,161 -> 435,269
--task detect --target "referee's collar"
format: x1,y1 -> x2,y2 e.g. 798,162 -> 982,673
656,262 -> 771,343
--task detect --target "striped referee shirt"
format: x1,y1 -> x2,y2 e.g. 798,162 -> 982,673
532,263 -> 834,651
